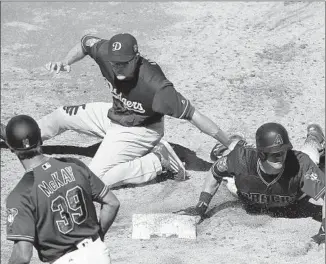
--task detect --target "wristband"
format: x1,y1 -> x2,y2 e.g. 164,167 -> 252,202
195,192 -> 213,216
199,191 -> 213,205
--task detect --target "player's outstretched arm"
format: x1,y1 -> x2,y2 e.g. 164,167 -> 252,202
174,172 -> 222,219
189,109 -> 231,148
45,42 -> 86,74
98,190 -> 120,241
8,241 -> 33,264
196,172 -> 223,216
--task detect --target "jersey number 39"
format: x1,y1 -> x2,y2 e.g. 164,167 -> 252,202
51,186 -> 88,234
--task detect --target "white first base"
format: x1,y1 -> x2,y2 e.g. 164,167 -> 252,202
132,213 -> 197,240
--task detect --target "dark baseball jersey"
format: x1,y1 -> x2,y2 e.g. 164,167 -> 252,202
211,140 -> 325,208
6,157 -> 109,263
81,35 -> 195,127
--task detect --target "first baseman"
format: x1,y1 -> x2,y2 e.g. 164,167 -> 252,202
18,33 -> 234,188
5,115 -> 120,264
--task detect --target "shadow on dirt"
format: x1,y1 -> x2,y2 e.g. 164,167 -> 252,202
202,197 -> 322,223
1,140 -> 211,190
171,142 -> 213,171
0,141 -> 212,171
205,200 -> 243,218
110,172 -> 177,191
244,197 -> 323,222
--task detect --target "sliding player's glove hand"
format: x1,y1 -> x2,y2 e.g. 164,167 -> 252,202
173,199 -> 209,218
173,192 -> 212,224
173,205 -> 204,217
173,204 -> 206,225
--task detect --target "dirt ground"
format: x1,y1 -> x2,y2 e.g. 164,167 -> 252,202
1,2 -> 325,264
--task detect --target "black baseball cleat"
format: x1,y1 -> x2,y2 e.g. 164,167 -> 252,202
306,124 -> 325,155
152,139 -> 187,181
210,134 -> 244,161
0,123 -> 6,141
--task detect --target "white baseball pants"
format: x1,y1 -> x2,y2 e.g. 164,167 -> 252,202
51,238 -> 111,264
37,102 -> 164,187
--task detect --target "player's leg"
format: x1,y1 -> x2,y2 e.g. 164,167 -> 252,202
102,139 -> 186,187
37,102 -> 112,141
300,123 -> 325,165
89,121 -> 185,186
88,121 -> 163,179
299,124 -> 325,206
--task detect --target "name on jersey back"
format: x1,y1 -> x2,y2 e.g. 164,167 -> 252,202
38,166 -> 76,198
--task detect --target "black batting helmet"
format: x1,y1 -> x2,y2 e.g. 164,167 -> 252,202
256,122 -> 293,153
6,115 -> 42,150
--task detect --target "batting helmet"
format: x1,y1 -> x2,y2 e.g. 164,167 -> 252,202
256,122 -> 293,154
5,115 -> 42,150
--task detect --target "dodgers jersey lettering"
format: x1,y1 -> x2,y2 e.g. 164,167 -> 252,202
6,157 -> 109,263
211,141 -> 325,208
81,35 -> 195,127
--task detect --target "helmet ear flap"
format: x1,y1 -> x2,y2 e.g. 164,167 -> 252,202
258,152 -> 266,161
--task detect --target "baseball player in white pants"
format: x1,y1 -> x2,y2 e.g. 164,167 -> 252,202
2,33 -> 238,188
38,102 -> 175,188
38,33 -> 237,188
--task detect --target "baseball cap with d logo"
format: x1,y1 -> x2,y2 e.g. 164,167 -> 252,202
106,33 -> 138,63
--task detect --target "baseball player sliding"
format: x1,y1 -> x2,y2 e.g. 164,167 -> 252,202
5,33 -> 233,188
5,115 -> 120,264
176,123 -> 325,244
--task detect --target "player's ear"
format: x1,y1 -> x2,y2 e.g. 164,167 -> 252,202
37,142 -> 43,153
133,53 -> 141,67
134,53 -> 140,62
39,129 -> 43,146
9,146 -> 15,153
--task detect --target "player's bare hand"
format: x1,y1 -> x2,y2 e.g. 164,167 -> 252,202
45,61 -> 71,74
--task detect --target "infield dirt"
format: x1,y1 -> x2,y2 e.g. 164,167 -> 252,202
1,2 -> 325,264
